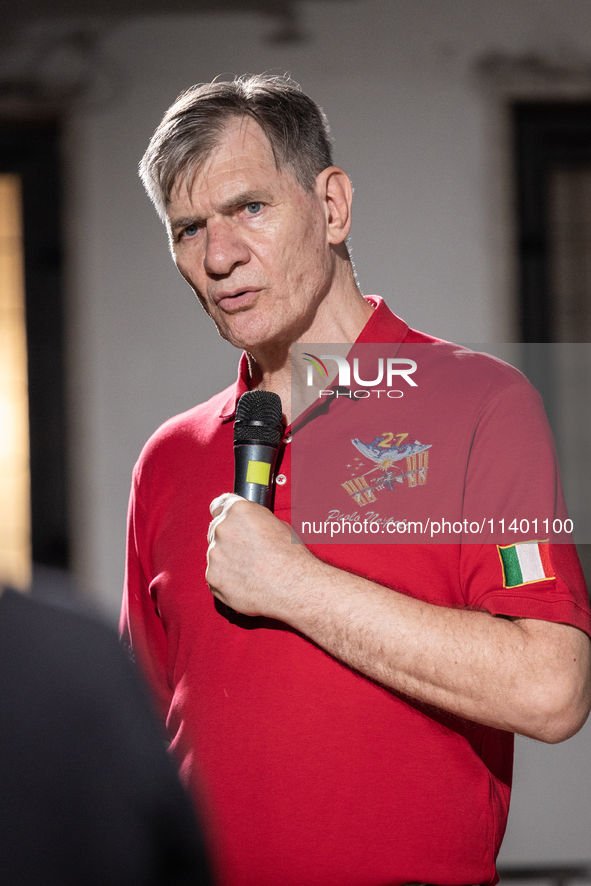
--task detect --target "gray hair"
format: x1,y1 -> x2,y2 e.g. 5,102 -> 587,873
139,73 -> 334,221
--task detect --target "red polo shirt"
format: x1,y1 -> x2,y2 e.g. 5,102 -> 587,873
121,296 -> 591,886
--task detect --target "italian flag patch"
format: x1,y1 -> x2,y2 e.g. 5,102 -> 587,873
498,541 -> 554,588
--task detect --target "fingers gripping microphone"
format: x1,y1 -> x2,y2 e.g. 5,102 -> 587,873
233,391 -> 283,507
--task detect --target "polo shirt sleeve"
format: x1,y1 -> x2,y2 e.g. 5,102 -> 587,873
458,377 -> 591,637
120,465 -> 173,722
461,541 -> 591,634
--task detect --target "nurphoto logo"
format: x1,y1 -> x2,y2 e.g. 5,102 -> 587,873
303,353 -> 418,399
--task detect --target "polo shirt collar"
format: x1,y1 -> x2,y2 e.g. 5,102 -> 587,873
219,354 -> 251,421
218,295 -> 408,420
357,295 -> 409,343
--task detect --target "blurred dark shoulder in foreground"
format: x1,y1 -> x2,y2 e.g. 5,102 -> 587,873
0,586 -> 213,886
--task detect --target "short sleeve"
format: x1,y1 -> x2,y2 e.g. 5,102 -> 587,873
459,379 -> 591,636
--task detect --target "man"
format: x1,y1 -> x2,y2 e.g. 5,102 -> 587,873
121,74 -> 591,886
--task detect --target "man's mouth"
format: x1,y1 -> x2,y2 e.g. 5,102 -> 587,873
214,289 -> 260,311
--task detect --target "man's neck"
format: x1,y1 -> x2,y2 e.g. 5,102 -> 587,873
247,281 -> 374,426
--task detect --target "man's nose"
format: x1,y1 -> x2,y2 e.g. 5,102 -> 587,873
204,219 -> 249,276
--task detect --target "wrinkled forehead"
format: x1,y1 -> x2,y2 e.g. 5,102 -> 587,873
169,116 -> 281,209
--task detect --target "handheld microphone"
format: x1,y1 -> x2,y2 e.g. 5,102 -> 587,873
233,391 -> 283,508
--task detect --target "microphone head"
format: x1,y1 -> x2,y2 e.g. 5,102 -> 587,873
234,391 -> 283,446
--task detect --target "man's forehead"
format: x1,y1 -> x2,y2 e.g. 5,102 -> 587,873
169,117 -> 281,208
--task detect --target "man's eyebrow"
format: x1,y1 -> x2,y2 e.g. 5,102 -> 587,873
219,190 -> 274,210
169,215 -> 203,231
169,190 -> 275,230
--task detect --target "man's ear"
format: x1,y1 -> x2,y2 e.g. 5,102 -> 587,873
315,166 -> 353,246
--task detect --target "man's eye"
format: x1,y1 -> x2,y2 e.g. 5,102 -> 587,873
183,224 -> 199,238
246,202 -> 262,214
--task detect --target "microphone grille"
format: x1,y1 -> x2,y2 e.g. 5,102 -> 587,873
234,391 -> 283,445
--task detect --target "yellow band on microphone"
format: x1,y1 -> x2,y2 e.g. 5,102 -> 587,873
245,460 -> 272,486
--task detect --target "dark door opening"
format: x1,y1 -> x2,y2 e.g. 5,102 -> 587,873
514,101 -> 591,343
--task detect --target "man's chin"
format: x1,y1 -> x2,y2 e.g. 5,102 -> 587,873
215,329 -> 265,354
213,311 -> 277,352
219,330 -> 291,361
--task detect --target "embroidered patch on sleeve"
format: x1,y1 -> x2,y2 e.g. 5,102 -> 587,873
498,541 -> 555,588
